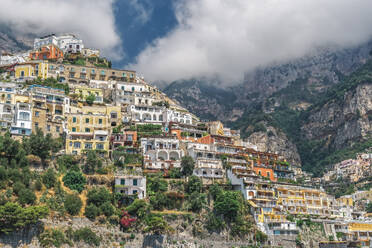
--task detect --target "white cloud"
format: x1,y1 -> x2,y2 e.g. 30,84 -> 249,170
128,0 -> 153,25
0,0 -> 122,60
132,0 -> 372,84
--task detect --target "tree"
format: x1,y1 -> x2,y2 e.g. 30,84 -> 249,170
185,176 -> 202,194
126,199 -> 149,219
367,202 -> 372,213
84,204 -> 99,220
62,170 -> 86,193
187,192 -> 206,212
87,187 -> 111,207
24,129 -> 53,164
149,192 -> 168,210
99,202 -> 114,217
86,94 -> 96,106
0,202 -> 48,234
42,168 -> 56,189
181,156 -> 195,177
64,193 -> 83,216
18,189 -> 36,206
214,191 -> 241,221
147,175 -> 168,196
144,215 -> 169,234
83,151 -> 102,174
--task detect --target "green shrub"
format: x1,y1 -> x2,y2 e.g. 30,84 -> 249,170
42,169 -> 56,189
85,204 -> 99,220
39,228 -> 71,248
62,170 -> 86,193
71,227 -> 101,246
64,193 -> 82,216
18,188 -> 36,205
99,202 -> 114,217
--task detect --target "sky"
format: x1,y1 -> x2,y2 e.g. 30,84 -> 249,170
1,0 -> 372,85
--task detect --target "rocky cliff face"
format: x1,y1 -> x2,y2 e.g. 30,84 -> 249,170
302,83 -> 371,150
245,125 -> 301,166
0,26 -> 33,54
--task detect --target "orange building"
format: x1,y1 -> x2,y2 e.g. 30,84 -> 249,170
253,165 -> 276,182
30,44 -> 64,61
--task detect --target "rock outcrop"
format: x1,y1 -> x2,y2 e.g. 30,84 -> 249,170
302,83 -> 372,150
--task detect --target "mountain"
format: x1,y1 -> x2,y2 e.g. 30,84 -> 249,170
164,42 -> 372,174
0,26 -> 33,54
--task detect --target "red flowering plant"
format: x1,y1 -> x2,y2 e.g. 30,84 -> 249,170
120,210 -> 136,229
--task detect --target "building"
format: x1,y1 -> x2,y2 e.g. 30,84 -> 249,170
29,44 -> 64,61
114,175 -> 146,199
81,48 -> 100,57
0,82 -> 17,104
34,34 -> 84,54
127,105 -> 165,124
0,52 -> 28,66
187,142 -> 225,180
48,63 -> 136,84
163,109 -> 193,125
10,102 -> 32,136
110,131 -> 138,149
28,85 -> 69,138
0,103 -> 14,131
141,137 -> 183,170
70,85 -> 104,103
14,61 -> 49,80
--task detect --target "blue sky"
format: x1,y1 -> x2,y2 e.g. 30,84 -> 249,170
113,0 -> 178,68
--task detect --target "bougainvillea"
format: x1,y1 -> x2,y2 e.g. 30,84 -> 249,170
120,210 -> 136,228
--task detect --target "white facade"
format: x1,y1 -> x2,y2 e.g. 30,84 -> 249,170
34,34 -> 84,53
0,82 -> 17,104
116,82 -> 149,93
11,102 -> 32,136
0,103 -> 14,129
127,105 -> 164,123
141,137 -> 183,170
164,109 -> 193,125
0,53 -> 28,66
114,175 -> 146,199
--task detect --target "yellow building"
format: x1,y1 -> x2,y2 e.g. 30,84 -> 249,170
14,61 -> 49,79
337,195 -> 354,207
65,105 -> 121,155
70,86 -> 103,103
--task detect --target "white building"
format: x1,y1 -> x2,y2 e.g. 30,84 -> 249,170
127,105 -> 165,124
141,137 -> 183,170
0,103 -> 14,130
0,82 -> 17,104
0,52 -> 28,66
10,102 -> 32,136
164,109 -> 193,125
114,175 -> 146,199
34,34 -> 84,54
116,82 -> 150,92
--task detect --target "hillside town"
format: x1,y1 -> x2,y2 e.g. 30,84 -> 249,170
0,34 -> 371,248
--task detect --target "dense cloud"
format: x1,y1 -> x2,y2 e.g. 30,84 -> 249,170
0,0 -> 122,60
132,0 -> 372,84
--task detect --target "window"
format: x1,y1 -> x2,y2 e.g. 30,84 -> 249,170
98,119 -> 102,124
72,127 -> 76,132
266,172 -> 270,178
120,179 -> 125,185
85,128 -> 90,132
122,73 -> 126,77
132,87 -> 135,92
72,117 -> 77,123
47,125 -> 51,131
73,142 -> 81,148
35,111 -> 39,117
133,179 -> 138,186
85,143 -> 92,149
56,126 -> 60,132
85,118 -> 89,123
133,190 -> 137,194
35,122 -> 38,128
20,71 -> 25,77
